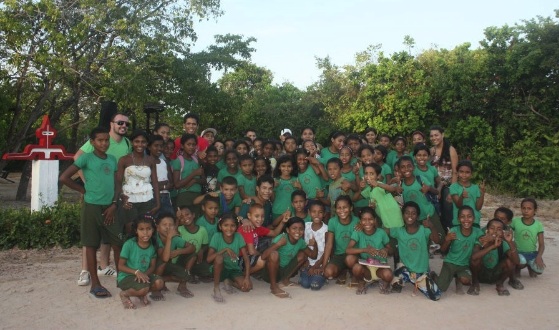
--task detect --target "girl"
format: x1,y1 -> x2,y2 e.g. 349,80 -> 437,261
254,156 -> 272,179
272,155 -> 300,222
262,140 -> 277,171
117,215 -> 164,309
510,198 -> 546,277
346,207 -> 393,294
430,125 -> 459,230
449,160 -> 485,226
234,139 -> 250,156
115,130 -> 160,232
386,136 -> 407,170
300,127 -> 321,150
201,146 -> 219,194
238,154 -> 256,199
413,144 -> 442,215
364,127 -> 378,146
152,123 -> 171,143
163,139 -> 175,162
353,144 -> 376,214
373,145 -> 393,184
320,131 -> 346,165
300,201 -> 328,290
295,148 -> 327,200
283,136 -> 298,156
176,206 -> 212,283
207,213 -> 252,303
259,217 -> 318,298
217,150 -> 241,184
321,195 -> 360,282
302,139 -> 320,159
151,213 -> 196,300
389,202 -> 442,300
172,134 -> 204,214
319,158 -> 352,210
361,163 -> 404,229
213,140 -> 226,170
411,130 -> 426,146
148,135 -> 174,216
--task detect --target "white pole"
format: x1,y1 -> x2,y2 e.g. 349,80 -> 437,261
31,160 -> 59,211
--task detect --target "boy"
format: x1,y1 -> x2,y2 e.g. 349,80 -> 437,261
238,203 -> 288,274
434,205 -> 484,294
318,158 -> 351,209
194,176 -> 242,216
237,154 -> 256,199
238,175 -> 275,228
449,160 -> 485,226
493,207 -> 524,289
195,195 -> 220,242
201,146 -> 219,194
176,206 -> 212,282
469,218 -> 520,296
59,127 -> 120,298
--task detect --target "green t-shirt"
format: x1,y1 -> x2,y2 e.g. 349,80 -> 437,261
385,150 -> 397,170
328,214 -> 360,255
476,240 -> 510,269
239,199 -> 274,227
237,174 -> 257,197
413,165 -> 439,188
319,147 -> 339,165
209,233 -> 246,271
390,226 -> 431,273
272,177 -> 297,215
215,191 -> 242,216
273,233 -> 307,267
217,167 -> 242,184
402,177 -> 435,220
449,182 -> 482,225
171,157 -> 202,193
80,136 -> 130,162
297,165 -> 323,199
349,229 -> 389,263
117,238 -> 156,283
444,227 -> 484,266
361,185 -> 404,228
197,215 -> 219,242
178,225 -> 209,253
155,233 -> 188,263
216,159 -> 226,170
380,163 -> 393,184
74,152 -> 116,205
510,217 -> 544,253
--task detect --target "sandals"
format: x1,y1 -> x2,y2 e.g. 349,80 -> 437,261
497,287 -> 510,296
467,284 -> 480,296
272,290 -> 291,299
508,279 -> 524,290
90,286 -> 111,299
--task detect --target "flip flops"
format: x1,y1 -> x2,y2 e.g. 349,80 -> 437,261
90,286 -> 111,298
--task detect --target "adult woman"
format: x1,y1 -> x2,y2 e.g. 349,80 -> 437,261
429,125 -> 458,230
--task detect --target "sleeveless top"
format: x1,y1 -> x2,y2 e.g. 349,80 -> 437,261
155,160 -> 169,193
122,165 -> 153,203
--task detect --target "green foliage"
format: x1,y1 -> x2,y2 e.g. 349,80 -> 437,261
0,202 -> 81,249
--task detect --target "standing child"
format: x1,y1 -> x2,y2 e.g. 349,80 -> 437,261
413,144 -> 441,216
194,176 -> 242,217
258,217 -> 318,298
148,135 -> 174,216
117,215 -> 165,309
237,154 -> 257,199
361,163 -> 404,229
434,205 -> 484,294
172,133 -> 204,214
151,213 -> 196,300
201,146 -> 219,194
386,136 -> 408,170
346,207 -> 393,294
318,158 -> 352,211
300,201 -> 328,290
389,202 -> 441,300
295,148 -> 327,200
207,213 -> 252,303
319,131 -> 346,164
272,155 -> 300,221
373,145 -> 393,184
254,156 -> 272,179
450,160 -> 485,227
217,150 -> 241,184
238,175 -> 275,228
510,198 -> 546,277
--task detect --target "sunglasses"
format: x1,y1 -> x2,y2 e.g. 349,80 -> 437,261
114,121 -> 129,126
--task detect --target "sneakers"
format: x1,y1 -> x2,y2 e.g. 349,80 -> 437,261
78,270 -> 90,286
97,266 -> 117,277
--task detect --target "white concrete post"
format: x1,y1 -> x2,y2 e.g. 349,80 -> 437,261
31,160 -> 59,211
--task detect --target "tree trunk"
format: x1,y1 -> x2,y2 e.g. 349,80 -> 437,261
15,161 -> 32,201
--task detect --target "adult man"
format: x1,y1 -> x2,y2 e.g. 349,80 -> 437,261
75,113 -> 131,286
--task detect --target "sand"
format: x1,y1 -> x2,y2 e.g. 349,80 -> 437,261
0,173 -> 558,329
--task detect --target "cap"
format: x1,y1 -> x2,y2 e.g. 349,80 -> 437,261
201,128 -> 217,137
281,128 -> 292,136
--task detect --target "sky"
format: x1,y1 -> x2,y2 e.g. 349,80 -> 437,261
192,0 -> 557,89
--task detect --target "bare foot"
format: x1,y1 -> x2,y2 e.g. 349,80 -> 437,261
356,281 -> 368,295
149,290 -> 165,301
279,280 -> 299,288
222,279 -> 238,294
119,291 -> 136,310
467,284 -> 480,296
271,288 -> 291,298
141,295 -> 150,306
177,282 -> 194,298
528,268 -> 539,278
161,285 -> 170,294
379,282 -> 390,295
212,287 -> 224,303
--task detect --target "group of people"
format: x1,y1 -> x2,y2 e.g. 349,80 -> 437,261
59,112 -> 546,308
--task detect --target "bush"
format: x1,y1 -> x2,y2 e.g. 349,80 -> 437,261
0,201 -> 81,249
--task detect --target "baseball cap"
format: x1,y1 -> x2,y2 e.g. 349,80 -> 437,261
281,128 -> 292,136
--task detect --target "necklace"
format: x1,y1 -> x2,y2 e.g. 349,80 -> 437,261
131,153 -> 145,169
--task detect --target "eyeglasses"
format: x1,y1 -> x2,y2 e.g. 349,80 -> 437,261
113,121 -> 129,126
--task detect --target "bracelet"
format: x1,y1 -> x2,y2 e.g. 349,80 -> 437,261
134,269 -> 139,275
112,200 -> 117,204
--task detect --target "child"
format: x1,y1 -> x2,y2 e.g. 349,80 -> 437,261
378,133 -> 391,149
320,131 -> 346,164
492,206 -> 524,289
290,190 -> 311,223
237,154 -> 256,199
234,139 -> 250,156
176,206 -> 212,283
261,140 -> 277,171
300,201 -> 328,290
254,156 -> 272,179
321,196 -> 360,281
353,144 -> 376,214
510,198 -> 546,277
195,195 -> 220,242
346,207 -> 393,294
238,203 -> 289,274
302,139 -> 320,159
361,163 -> 404,229
283,136 -> 298,156
172,133 -> 204,214
272,155 -> 300,221
295,148 -> 327,200
59,126 -> 119,298
434,206 -> 484,294
373,145 -> 393,184
207,213 -> 252,303
318,158 -> 351,210
201,146 -> 219,194
258,217 -> 318,298
151,213 -> 196,300
450,160 -> 485,226
469,218 -> 520,296
117,215 -> 165,309
413,144 -> 441,215
194,176 -> 242,217
386,136 -> 407,170
238,175 -> 275,228
148,135 -> 174,216
217,150 -> 241,184
389,202 -> 442,300
339,146 -> 359,191
345,134 -> 362,157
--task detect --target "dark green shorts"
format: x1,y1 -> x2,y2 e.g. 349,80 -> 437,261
117,274 -> 162,291
118,199 -> 154,224
479,263 -> 504,284
436,262 -> 471,292
210,266 -> 244,282
156,260 -> 190,281
328,254 -> 348,271
259,256 -> 299,283
81,202 -> 124,248
177,252 -> 212,278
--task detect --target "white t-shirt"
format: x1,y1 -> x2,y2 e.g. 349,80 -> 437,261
304,222 -> 328,266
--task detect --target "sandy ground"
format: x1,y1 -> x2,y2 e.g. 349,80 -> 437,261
1,172 -> 558,329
